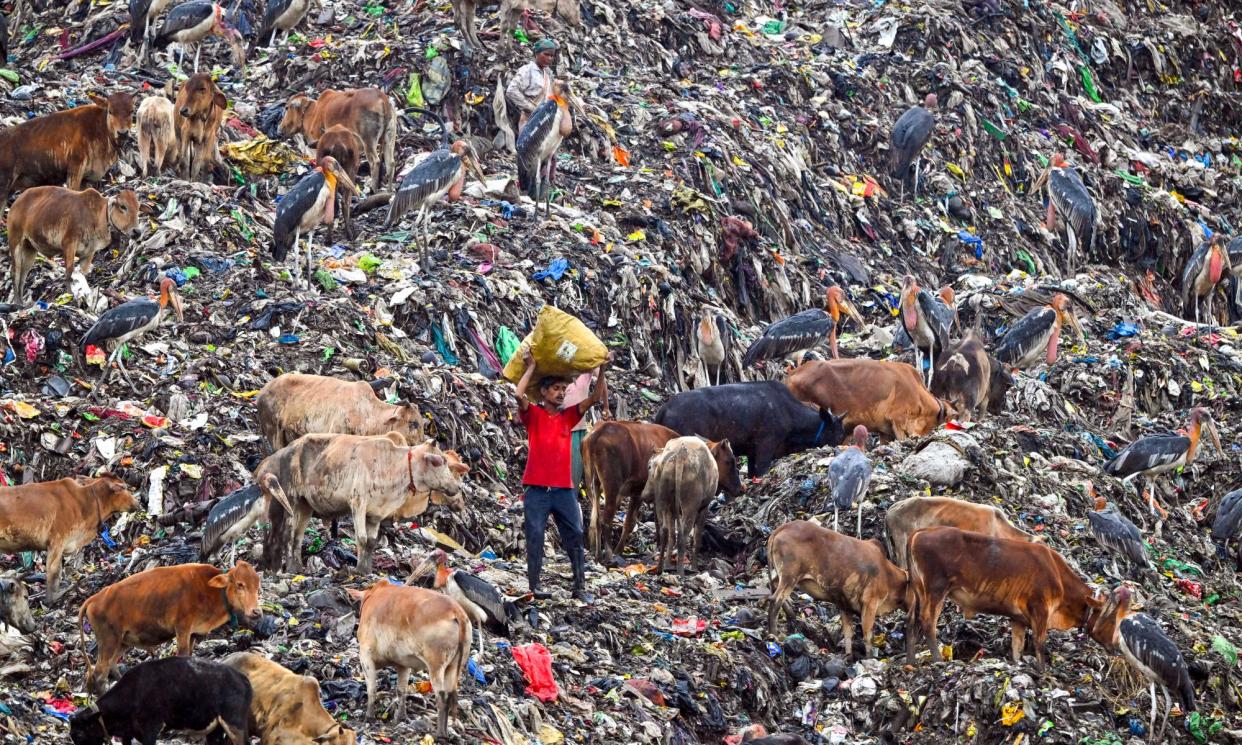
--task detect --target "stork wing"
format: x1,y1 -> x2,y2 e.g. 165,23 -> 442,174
1120,613 -> 1195,711
1180,240 -> 1213,301
1087,507 -> 1146,565
917,289 -> 952,352
156,0 -> 213,42
130,0 -> 154,42
452,571 -> 509,621
80,298 -> 161,349
1048,167 -> 1097,240
828,449 -> 872,510
741,310 -> 832,366
1227,237 -> 1242,272
893,324 -> 912,350
516,97 -> 560,185
200,484 -> 264,559
1212,488 -> 1242,542
272,169 -> 326,259
1102,434 -> 1190,478
889,106 -> 933,175
993,307 -> 1055,364
387,149 -> 461,225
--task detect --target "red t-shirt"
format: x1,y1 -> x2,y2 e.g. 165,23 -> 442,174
519,404 -> 583,488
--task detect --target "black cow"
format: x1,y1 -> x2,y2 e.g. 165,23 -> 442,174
653,382 -> 845,477
69,657 -> 251,745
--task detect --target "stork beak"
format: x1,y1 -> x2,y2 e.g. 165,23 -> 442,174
466,151 -> 487,186
844,299 -> 864,328
407,554 -> 437,583
1031,164 -> 1051,193
170,291 -> 184,323
1205,416 -> 1223,458
331,161 -> 357,198
1066,309 -> 1083,342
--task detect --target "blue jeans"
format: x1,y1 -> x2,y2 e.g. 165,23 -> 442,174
523,486 -> 585,591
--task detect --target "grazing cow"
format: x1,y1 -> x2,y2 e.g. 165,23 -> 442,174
174,73 -> 227,182
0,577 -> 36,633
987,353 -> 1014,413
7,186 -> 139,303
69,657 -> 252,745
905,526 -> 1128,668
767,520 -> 907,657
316,124 -> 364,242
885,496 -> 1033,570
930,333 -> 993,422
347,580 -> 471,737
222,652 -> 356,745
136,94 -> 176,176
653,381 -> 844,477
0,473 -> 138,602
0,90 -> 134,209
393,448 -> 470,518
642,436 -> 729,577
258,433 -> 465,574
78,561 -> 264,693
278,88 -> 398,191
256,372 -> 424,450
785,359 -> 953,440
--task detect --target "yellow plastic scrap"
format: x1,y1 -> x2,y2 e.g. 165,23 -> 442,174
2,400 -> 40,419
537,725 -> 564,744
627,229 -> 647,242
221,136 -> 303,176
946,162 -> 967,181
1001,702 -> 1025,726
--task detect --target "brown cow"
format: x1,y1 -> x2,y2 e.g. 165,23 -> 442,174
905,526 -> 1127,668
767,520 -> 907,657
0,473 -> 138,602
884,496 -> 1034,571
347,580 -> 471,737
930,332 -> 992,422
278,88 -> 398,191
7,186 -> 139,303
316,124 -> 364,242
258,433 -> 465,574
78,561 -> 264,693
222,652 -> 356,745
641,436 -> 730,577
174,73 -> 227,182
136,95 -> 176,176
785,359 -> 953,440
256,372 -> 423,451
393,449 -> 470,518
0,91 -> 134,208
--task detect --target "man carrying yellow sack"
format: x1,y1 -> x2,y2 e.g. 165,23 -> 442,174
515,349 -> 610,601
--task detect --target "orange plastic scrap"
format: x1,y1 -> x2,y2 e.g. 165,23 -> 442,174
1137,269 -> 1162,306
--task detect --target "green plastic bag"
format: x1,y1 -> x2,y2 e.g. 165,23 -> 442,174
496,326 -> 522,367
405,72 -> 425,108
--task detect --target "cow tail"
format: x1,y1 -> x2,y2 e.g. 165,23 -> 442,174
259,473 -> 293,571
582,442 -> 600,555
382,97 -> 398,188
77,598 -> 92,687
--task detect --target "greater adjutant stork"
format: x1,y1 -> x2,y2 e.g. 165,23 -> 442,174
516,80 -> 572,215
1032,153 -> 1098,271
897,276 -> 955,386
1211,488 -> 1242,568
696,308 -> 727,386
410,549 -> 519,657
80,277 -> 184,379
154,1 -> 244,72
385,138 -> 485,258
828,425 -> 871,536
253,0 -> 310,49
889,93 -> 936,198
993,292 -> 1081,371
1104,407 -> 1222,518
1180,234 -> 1231,327
272,155 -> 356,288
1112,600 -> 1197,743
129,0 -> 174,62
199,484 -> 263,563
741,286 -> 863,368
1087,489 -> 1149,576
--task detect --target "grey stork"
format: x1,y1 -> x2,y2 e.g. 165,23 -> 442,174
252,0 -> 311,50
410,548 -> 519,657
385,139 -> 485,260
1031,153 -> 1098,271
1211,488 -> 1242,568
129,0 -> 174,62
1087,489 -> 1149,576
828,425 -> 871,536
516,80 -> 573,215
272,155 -> 356,289
1227,237 -> 1242,323
993,292 -> 1082,371
199,484 -> 263,563
1112,602 -> 1197,743
888,93 -> 936,198
1180,234 -> 1231,327
741,287 -> 863,369
897,276 -> 954,386
80,277 -> 184,381
1104,407 -> 1222,518
154,1 -> 245,72
696,308 -> 727,386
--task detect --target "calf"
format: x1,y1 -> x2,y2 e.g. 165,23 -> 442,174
930,332 -> 992,422
0,90 -> 134,209
767,520 -> 907,657
279,88 -> 398,191
905,526 -> 1127,668
7,187 -> 139,303
222,652 -> 356,745
69,657 -> 251,745
642,436 -> 727,577
256,372 -> 423,450
653,381 -> 844,477
78,561 -> 264,693
347,580 -> 471,737
175,73 -> 227,182
785,359 -> 953,440
136,94 -> 176,176
258,433 -> 465,574
0,577 -> 36,633
884,496 -> 1033,570
0,473 -> 138,602
316,124 -> 364,242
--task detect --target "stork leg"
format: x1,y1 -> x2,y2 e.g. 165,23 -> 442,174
476,625 -> 485,658
1157,685 -> 1172,742
833,507 -> 839,532
927,344 -> 936,387
1066,226 -> 1078,274
194,43 -> 201,73
305,229 -> 316,289
177,44 -> 185,70
913,159 -> 921,200
856,502 -> 863,537
270,29 -> 277,47
1148,681 -> 1158,742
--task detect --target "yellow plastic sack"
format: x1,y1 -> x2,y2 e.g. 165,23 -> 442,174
502,305 -> 608,384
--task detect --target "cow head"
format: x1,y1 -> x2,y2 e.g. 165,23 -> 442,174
386,402 -> 425,445
68,705 -> 107,745
817,408 -> 846,446
178,74 -> 225,121
0,577 -> 35,634
107,190 -> 140,239
427,450 -> 470,511
707,439 -> 742,497
411,441 -> 466,502
88,91 -> 136,141
1087,585 -> 1133,650
279,94 -> 315,137
986,356 -> 1014,413
209,561 -> 263,627
314,723 -> 357,745
94,472 -> 140,516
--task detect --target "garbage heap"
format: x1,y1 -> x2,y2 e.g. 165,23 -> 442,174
1,0 -> 1241,742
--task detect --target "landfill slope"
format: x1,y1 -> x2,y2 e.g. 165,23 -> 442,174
1,0 -> 1241,743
